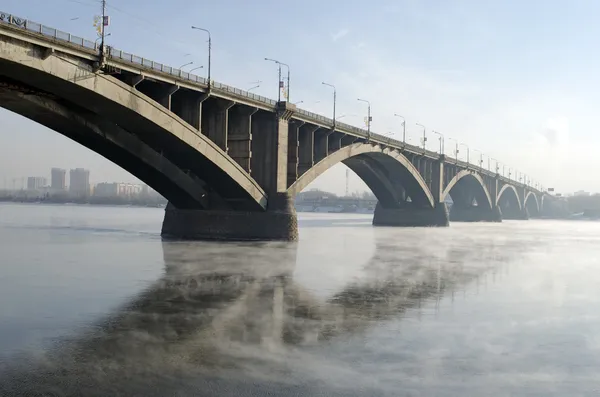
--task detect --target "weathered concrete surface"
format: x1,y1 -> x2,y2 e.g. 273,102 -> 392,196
372,203 -> 449,227
0,33 -> 267,210
288,144 -> 435,208
450,205 -> 502,222
162,193 -> 298,241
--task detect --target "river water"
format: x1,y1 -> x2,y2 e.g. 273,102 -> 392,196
0,203 -> 599,396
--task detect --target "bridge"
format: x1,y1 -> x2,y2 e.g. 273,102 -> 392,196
0,12 -> 548,241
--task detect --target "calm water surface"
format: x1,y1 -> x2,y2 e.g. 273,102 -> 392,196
0,203 -> 599,396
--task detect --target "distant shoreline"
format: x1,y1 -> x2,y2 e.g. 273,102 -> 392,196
0,197 -> 166,209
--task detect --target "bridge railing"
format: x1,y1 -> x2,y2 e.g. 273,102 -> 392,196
0,11 -> 438,154
0,11 -> 540,192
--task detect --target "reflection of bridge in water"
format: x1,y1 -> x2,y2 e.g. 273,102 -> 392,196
0,234 -> 532,395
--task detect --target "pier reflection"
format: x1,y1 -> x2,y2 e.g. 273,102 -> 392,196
0,231 -> 529,396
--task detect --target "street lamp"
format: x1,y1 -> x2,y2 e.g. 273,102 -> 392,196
357,98 -> 371,142
265,58 -> 290,103
490,157 -> 499,173
448,137 -> 459,161
293,100 -> 304,105
416,123 -> 427,151
459,143 -> 469,164
472,149 -> 484,168
433,130 -> 444,155
95,33 -> 111,47
394,114 -> 406,145
191,26 -> 212,87
179,61 -> 194,72
322,82 -> 336,129
189,65 -> 204,73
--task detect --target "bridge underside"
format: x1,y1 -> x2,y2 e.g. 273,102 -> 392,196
447,174 -> 502,223
0,27 -> 544,241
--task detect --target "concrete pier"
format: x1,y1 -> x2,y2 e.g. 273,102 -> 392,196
161,193 -> 298,241
502,207 -> 529,220
450,205 -> 502,222
372,203 -> 449,227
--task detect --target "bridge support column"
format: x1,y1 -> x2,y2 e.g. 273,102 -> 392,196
372,203 -> 449,227
202,98 -> 234,151
228,105 -> 257,172
502,206 -> 529,220
161,193 -> 298,241
450,205 -> 502,222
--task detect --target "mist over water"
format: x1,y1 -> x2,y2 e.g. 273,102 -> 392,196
0,203 -> 599,396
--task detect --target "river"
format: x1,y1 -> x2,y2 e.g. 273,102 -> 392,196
0,203 -> 599,396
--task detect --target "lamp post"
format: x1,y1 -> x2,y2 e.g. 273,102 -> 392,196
265,58 -> 290,103
490,157 -> 499,173
357,98 -> 371,142
189,65 -> 203,73
473,149 -> 484,169
394,114 -> 406,145
459,143 -> 469,164
322,82 -> 336,129
433,131 -> 444,155
416,123 -> 427,151
178,61 -> 194,76
191,26 -> 211,87
448,137 -> 459,162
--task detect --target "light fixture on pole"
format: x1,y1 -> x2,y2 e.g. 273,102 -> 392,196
433,131 -> 444,154
473,149 -> 484,168
189,65 -> 204,73
191,26 -> 212,87
265,58 -> 290,102
416,123 -> 427,151
394,114 -> 406,145
322,82 -> 336,129
179,61 -> 194,70
448,137 -> 459,162
459,143 -> 469,164
357,98 -> 371,142
490,157 -> 499,173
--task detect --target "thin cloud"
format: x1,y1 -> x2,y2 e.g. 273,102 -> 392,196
332,29 -> 349,42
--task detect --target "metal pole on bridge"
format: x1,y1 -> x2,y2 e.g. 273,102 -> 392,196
473,149 -> 484,169
491,158 -> 499,174
191,26 -> 212,88
322,82 -> 336,129
394,114 -> 406,146
433,131 -> 444,155
357,98 -> 371,142
448,137 -> 459,163
459,143 -> 469,164
416,123 -> 427,152
265,58 -> 282,102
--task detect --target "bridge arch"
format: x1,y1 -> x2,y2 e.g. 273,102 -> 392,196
0,88 -> 215,209
442,170 -> 493,209
287,144 -> 434,208
524,191 -> 540,216
497,184 -> 522,210
0,41 -> 266,210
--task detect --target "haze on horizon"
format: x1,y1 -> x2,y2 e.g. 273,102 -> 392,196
1,0 -> 598,196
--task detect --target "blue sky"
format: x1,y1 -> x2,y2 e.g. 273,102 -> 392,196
1,0 -> 598,194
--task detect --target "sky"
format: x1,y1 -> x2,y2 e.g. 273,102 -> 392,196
1,0 -> 599,195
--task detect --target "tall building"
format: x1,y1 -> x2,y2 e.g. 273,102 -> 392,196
69,168 -> 90,197
26,176 -> 47,190
51,168 -> 67,191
